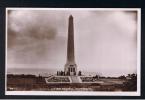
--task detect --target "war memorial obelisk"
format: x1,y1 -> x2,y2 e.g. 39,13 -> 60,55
64,15 -> 77,76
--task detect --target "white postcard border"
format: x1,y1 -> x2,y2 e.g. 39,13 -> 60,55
5,8 -> 141,96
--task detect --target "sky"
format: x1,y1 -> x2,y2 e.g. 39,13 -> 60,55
7,9 -> 138,76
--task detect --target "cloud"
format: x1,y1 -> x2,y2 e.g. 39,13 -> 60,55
8,10 -> 67,65
8,10 -> 59,48
7,9 -> 138,76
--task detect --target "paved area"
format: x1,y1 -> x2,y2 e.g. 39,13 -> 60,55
70,76 -> 81,83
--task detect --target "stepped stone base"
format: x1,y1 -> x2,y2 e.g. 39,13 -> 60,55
70,76 -> 81,83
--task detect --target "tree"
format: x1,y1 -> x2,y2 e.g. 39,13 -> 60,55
94,74 -> 99,79
123,73 -> 137,91
118,75 -> 126,79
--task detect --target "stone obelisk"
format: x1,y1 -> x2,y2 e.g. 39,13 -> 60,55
64,15 -> 77,76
